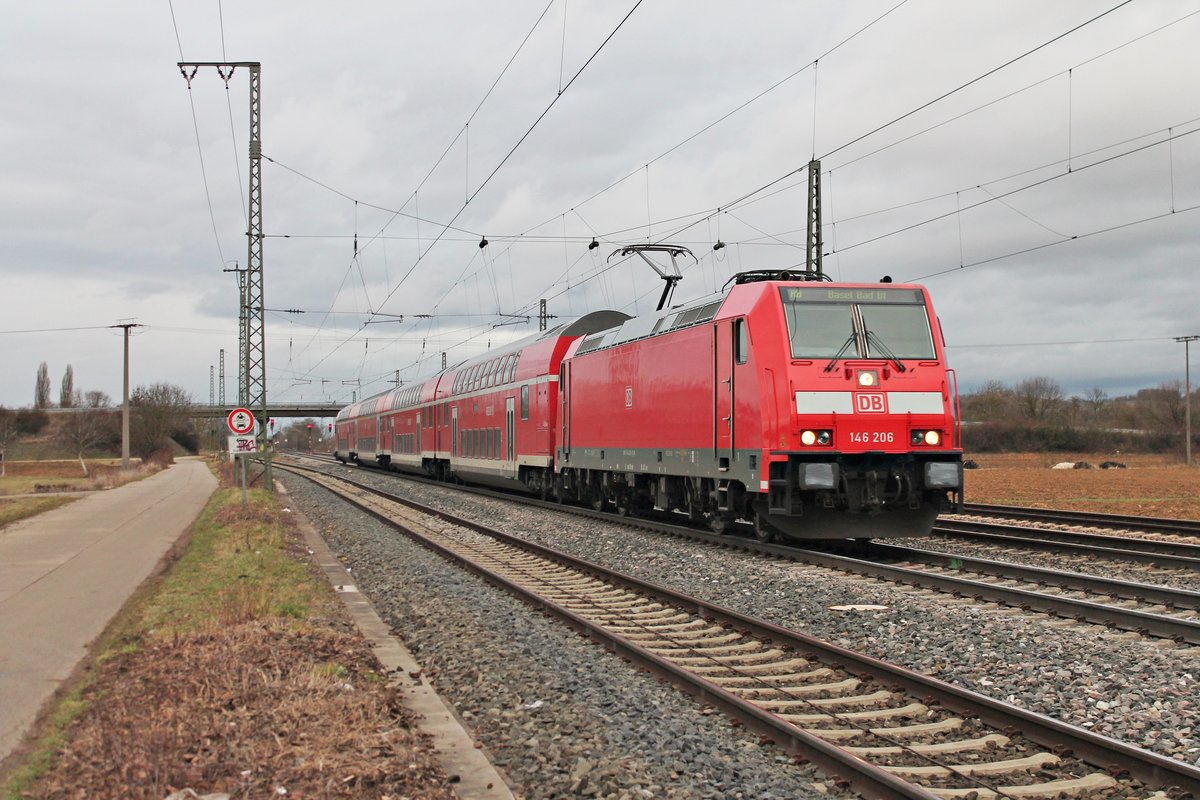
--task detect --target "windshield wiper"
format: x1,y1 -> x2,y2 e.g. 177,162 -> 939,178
865,330 -> 907,372
823,333 -> 858,372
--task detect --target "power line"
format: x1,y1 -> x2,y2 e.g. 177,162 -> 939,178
290,0 -> 646,388
949,336 -> 1178,349
821,0 -> 1134,161
912,200 -> 1200,281
168,0 -> 227,270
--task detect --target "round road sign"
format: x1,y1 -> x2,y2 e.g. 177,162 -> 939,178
227,407 -> 256,435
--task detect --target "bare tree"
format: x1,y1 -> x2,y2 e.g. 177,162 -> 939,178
1083,386 -> 1108,424
1135,382 -> 1185,433
963,380 -> 1013,422
0,407 -> 16,477
35,362 -> 52,409
1015,376 -> 1064,421
58,408 -> 118,476
130,383 -> 195,458
84,390 -> 111,408
60,365 -> 76,408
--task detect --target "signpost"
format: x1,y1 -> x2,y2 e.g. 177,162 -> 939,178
227,407 -> 256,506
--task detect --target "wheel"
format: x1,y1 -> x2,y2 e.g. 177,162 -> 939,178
709,515 -> 729,535
754,512 -> 777,544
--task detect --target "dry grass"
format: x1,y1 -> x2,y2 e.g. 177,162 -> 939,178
0,461 -> 155,497
0,496 -> 79,530
22,622 -> 451,800
6,466 -> 452,800
964,452 -> 1200,519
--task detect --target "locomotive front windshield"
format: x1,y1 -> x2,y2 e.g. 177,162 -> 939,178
779,287 -> 936,360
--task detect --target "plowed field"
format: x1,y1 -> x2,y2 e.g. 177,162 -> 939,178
963,453 -> 1200,519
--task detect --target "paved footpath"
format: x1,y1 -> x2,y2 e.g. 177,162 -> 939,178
0,458 -> 217,763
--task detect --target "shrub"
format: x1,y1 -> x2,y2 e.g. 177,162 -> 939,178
15,408 -> 50,435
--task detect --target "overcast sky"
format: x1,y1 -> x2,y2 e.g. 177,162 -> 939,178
2,1 -> 1198,414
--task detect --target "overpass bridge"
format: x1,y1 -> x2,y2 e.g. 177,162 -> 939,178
188,403 -> 343,419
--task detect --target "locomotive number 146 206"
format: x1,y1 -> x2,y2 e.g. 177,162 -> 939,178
848,431 -> 894,444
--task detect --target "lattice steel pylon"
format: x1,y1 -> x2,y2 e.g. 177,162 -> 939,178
805,159 -> 823,279
179,61 -> 270,486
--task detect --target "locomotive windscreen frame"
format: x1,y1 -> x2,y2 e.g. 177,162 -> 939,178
779,286 -> 936,361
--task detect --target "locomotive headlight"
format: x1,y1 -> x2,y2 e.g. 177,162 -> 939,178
924,430 -> 941,446
801,430 -> 832,446
857,370 -> 879,387
911,430 -> 924,445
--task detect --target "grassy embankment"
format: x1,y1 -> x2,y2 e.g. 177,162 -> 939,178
3,460 -> 449,800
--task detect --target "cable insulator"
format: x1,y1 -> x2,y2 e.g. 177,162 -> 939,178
713,240 -> 726,251
479,236 -> 489,249
588,238 -> 599,250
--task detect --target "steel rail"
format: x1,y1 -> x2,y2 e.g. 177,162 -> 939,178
933,520 -> 1200,568
961,502 -> 1200,536
276,461 -> 1200,796
870,542 -> 1200,611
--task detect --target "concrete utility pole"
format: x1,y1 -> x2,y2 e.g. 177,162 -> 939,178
111,321 -> 143,467
1177,335 -> 1199,466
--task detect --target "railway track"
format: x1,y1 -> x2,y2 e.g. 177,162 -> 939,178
288,455 -> 1200,644
861,542 -> 1200,644
932,518 -> 1200,570
276,461 -> 1199,799
962,503 -> 1200,538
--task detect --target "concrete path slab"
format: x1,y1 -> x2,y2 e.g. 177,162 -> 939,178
0,458 -> 217,762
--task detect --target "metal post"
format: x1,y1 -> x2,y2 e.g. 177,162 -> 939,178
1177,335 -> 1199,466
218,348 -> 226,408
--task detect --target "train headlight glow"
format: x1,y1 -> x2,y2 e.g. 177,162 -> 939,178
924,430 -> 941,446
857,370 -> 879,387
801,430 -> 817,446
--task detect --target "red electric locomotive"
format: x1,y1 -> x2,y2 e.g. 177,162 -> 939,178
334,269 -> 961,540
554,270 -> 962,540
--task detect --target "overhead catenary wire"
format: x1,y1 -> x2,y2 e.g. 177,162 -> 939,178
168,0 -> 228,271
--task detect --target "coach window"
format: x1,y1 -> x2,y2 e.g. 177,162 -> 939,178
735,319 -> 750,364
520,384 -> 530,420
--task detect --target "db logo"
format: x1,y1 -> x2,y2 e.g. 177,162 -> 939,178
855,393 -> 886,413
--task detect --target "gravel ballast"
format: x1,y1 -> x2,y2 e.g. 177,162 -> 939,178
283,475 -> 852,800
299,464 -> 1200,772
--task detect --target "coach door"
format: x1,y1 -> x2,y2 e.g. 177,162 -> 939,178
504,397 -> 516,477
380,416 -> 393,454
451,407 -> 459,457
559,363 -> 571,461
714,321 -> 734,470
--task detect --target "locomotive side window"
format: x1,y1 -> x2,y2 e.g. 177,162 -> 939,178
734,319 -> 750,364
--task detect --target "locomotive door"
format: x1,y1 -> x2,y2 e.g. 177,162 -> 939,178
714,321 -> 734,470
504,397 -> 516,477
